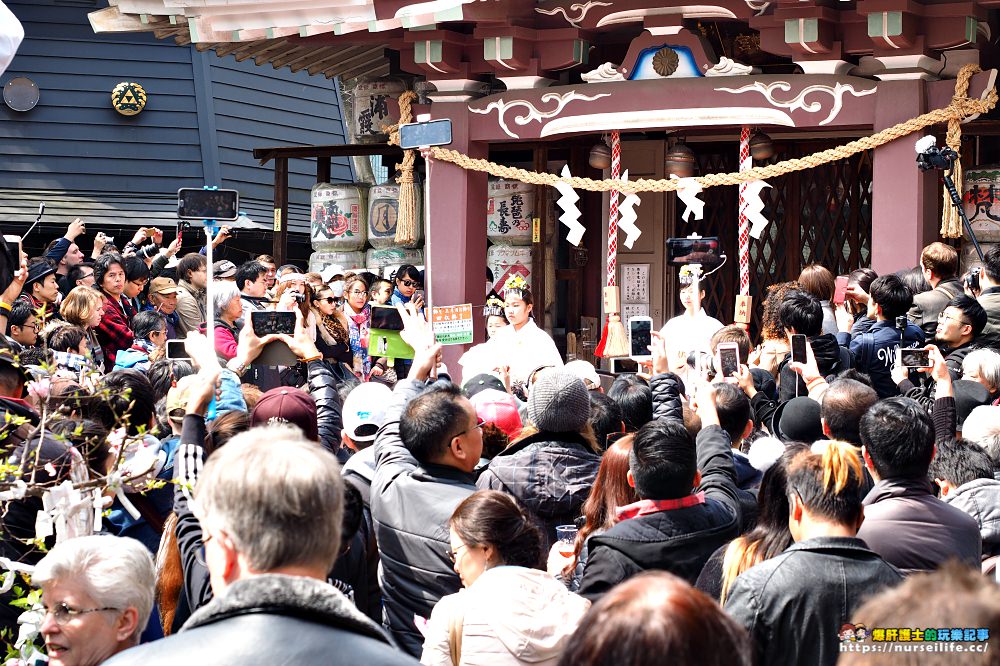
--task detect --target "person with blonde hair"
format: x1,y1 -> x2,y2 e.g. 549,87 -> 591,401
724,441 -> 903,666
60,285 -> 107,371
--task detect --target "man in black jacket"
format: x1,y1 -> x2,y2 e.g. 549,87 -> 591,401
371,322 -> 481,656
578,332 -> 741,600
724,441 -> 903,666
933,295 -> 987,378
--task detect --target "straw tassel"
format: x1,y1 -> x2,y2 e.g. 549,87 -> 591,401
385,90 -> 419,245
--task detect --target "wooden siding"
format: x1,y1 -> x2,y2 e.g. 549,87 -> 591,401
0,0 -> 351,241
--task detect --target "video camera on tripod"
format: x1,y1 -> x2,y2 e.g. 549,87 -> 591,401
914,136 -> 983,261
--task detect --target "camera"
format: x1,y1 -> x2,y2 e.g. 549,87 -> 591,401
291,292 -> 306,304
895,315 -> 909,331
965,267 -> 981,292
915,136 -> 957,172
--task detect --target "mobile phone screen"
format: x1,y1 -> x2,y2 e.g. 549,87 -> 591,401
165,340 -> 191,360
371,305 -> 405,331
718,346 -> 740,378
899,349 -> 931,368
251,311 -> 296,336
177,188 -> 240,221
790,334 -> 808,364
629,319 -> 652,357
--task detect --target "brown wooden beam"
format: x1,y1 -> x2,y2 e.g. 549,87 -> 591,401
254,142 -> 404,165
273,157 -> 289,265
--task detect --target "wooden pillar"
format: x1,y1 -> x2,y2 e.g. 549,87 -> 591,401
316,155 -> 331,185
425,105 -> 488,383
871,80 -> 939,273
273,157 -> 289,265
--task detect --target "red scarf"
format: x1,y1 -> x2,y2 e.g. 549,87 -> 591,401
615,493 -> 706,521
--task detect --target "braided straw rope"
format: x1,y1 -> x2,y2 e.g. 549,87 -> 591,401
427,65 -> 997,219
385,90 -> 420,245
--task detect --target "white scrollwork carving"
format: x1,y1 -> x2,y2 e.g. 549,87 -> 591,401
470,90 -> 612,139
535,1 -> 613,27
704,57 -> 753,77
714,81 -> 876,126
581,62 -> 625,83
744,0 -> 770,16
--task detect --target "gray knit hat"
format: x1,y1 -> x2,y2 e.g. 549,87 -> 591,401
527,369 -> 590,433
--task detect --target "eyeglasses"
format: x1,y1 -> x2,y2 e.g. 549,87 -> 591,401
454,417 -> 485,439
447,543 -> 469,563
348,290 -> 367,297
938,312 -> 970,327
78,273 -> 94,281
20,323 -> 40,332
43,602 -> 120,626
400,279 -> 420,288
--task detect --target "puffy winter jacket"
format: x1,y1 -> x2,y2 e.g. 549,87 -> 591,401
942,477 -> 1000,558
477,431 -> 601,544
371,378 -> 478,657
420,567 -> 590,666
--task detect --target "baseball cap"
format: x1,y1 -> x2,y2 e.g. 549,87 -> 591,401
148,276 -> 182,296
320,264 -> 345,284
564,359 -> 601,390
250,387 -> 319,442
213,260 -> 238,279
342,382 -> 392,445
470,389 -> 523,441
462,373 -> 506,399
166,375 -> 199,423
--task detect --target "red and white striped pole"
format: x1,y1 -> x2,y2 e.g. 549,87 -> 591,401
737,127 -> 751,296
607,131 -> 621,288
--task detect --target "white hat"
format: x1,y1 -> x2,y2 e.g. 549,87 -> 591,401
343,382 -> 392,444
331,280 -> 345,298
320,264 -> 346,284
564,359 -> 601,390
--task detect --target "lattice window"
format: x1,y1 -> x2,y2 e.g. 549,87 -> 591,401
673,141 -> 873,338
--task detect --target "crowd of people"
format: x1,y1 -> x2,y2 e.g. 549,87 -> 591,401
1,221 -> 999,666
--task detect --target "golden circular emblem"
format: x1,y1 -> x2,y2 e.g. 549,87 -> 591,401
112,82 -> 147,116
652,47 -> 679,77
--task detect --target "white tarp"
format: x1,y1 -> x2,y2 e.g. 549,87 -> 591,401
0,1 -> 23,76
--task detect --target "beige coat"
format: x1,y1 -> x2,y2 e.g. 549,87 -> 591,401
420,567 -> 590,666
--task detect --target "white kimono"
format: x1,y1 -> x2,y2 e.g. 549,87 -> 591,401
459,319 -> 562,386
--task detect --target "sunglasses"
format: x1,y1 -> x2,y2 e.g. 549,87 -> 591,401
315,296 -> 337,304
400,279 -> 420,288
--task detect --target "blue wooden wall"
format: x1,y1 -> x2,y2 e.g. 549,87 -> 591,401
0,0 -> 352,247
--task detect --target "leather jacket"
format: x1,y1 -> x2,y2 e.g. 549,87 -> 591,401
724,537 -> 903,666
103,574 -> 417,665
371,378 -> 477,657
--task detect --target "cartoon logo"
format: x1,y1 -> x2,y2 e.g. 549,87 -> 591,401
839,623 -> 869,642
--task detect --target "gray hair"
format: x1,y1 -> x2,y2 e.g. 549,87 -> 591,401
962,406 -> 1000,468
212,281 -> 242,319
195,425 -> 343,572
963,349 -> 1000,393
33,535 -> 154,643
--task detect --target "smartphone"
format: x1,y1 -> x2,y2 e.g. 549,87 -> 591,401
628,316 -> 653,361
413,290 -> 425,304
371,305 -> 405,331
251,311 -> 296,336
666,236 -> 723,269
898,348 -> 932,369
833,275 -> 849,305
398,118 -> 453,149
3,235 -> 21,262
790,334 -> 808,364
716,342 -> 741,379
165,340 -> 191,360
177,188 -> 240,221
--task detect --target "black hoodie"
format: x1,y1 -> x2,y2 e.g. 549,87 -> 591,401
777,333 -> 847,401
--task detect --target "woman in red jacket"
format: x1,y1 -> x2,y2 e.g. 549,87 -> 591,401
93,253 -> 133,371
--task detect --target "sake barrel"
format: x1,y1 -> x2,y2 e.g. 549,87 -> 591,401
352,79 -> 407,143
309,251 -> 366,274
487,244 -> 533,292
366,247 -> 424,276
487,178 -> 534,245
311,183 -> 368,251
963,167 -> 1000,242
368,183 -> 423,249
